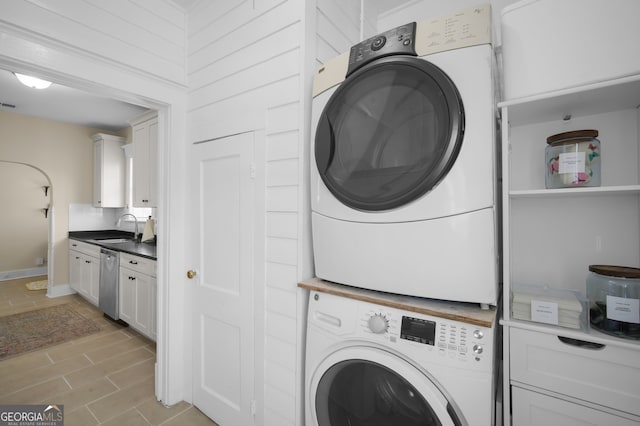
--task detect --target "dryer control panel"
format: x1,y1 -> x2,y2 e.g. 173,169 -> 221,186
347,22 -> 417,76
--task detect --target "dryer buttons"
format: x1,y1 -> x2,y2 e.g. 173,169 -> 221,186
371,36 -> 386,51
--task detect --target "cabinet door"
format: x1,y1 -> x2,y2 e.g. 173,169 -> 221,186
149,276 -> 157,340
119,268 -> 136,324
134,272 -> 154,338
69,250 -> 83,293
132,117 -> 157,208
93,140 -> 103,207
87,255 -> 100,306
147,119 -> 158,207
512,387 -> 639,426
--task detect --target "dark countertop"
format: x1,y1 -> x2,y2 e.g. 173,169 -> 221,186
69,230 -> 157,260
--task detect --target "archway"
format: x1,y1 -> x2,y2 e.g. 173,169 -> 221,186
0,161 -> 54,296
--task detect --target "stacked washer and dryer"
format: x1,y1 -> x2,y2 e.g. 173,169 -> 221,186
305,4 -> 501,426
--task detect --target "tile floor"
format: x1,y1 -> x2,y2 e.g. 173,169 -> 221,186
0,276 -> 217,426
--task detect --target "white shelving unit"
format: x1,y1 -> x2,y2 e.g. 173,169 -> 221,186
500,74 -> 640,425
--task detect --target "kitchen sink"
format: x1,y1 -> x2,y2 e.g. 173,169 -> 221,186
94,238 -> 134,244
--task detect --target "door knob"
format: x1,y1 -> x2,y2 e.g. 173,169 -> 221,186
187,270 -> 197,279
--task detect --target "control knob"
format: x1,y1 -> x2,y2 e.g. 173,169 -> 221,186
368,313 -> 389,334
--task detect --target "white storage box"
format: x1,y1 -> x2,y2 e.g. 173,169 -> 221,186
501,0 -> 640,100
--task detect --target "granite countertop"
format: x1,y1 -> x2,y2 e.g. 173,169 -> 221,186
69,230 -> 157,260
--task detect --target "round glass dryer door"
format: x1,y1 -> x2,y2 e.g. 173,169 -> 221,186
311,349 -> 463,426
315,56 -> 464,211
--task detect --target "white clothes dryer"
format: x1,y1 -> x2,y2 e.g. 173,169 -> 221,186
310,6 -> 499,305
305,289 -> 498,426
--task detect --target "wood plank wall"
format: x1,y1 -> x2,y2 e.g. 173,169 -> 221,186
184,0 -> 369,424
2,0 -> 187,85
186,1 -> 304,424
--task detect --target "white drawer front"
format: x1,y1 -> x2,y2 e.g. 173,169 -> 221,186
68,240 -> 100,257
512,387 -> 639,426
120,252 -> 156,277
510,328 -> 640,416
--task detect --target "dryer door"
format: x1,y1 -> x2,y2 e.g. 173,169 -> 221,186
309,346 -> 465,426
315,56 -> 464,211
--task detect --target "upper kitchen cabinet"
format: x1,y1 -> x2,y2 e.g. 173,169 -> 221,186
92,133 -> 126,208
130,111 -> 158,208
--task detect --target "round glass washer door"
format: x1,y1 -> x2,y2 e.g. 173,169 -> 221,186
315,55 -> 464,211
309,346 -> 464,426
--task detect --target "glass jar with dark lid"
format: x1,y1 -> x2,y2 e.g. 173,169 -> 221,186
587,265 -> 640,339
545,129 -> 601,189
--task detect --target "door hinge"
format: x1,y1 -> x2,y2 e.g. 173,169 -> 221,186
250,163 -> 256,179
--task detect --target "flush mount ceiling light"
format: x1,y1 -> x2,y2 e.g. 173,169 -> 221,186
13,72 -> 52,89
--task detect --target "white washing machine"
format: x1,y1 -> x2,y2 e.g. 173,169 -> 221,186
305,290 -> 498,426
310,5 -> 499,305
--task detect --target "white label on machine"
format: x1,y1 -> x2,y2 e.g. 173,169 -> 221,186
606,296 -> 640,324
558,151 -> 585,174
531,300 -> 559,325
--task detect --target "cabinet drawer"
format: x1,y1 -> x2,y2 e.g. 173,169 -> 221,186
120,252 -> 156,277
510,327 -> 640,416
512,386 -> 639,426
68,240 -> 100,257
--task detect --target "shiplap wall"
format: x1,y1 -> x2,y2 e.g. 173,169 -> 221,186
185,0 -> 376,423
1,0 -> 187,85
186,1 -> 307,425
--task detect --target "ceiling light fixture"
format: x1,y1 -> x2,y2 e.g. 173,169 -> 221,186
13,73 -> 52,89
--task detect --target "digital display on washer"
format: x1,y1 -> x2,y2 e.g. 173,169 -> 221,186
400,316 -> 435,345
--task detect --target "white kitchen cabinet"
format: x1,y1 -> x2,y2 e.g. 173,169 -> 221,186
119,252 -> 157,340
129,111 -> 158,208
92,133 -> 126,208
68,240 -> 100,306
500,74 -> 640,424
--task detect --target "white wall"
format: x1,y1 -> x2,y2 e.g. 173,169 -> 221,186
2,0 -> 187,85
185,1 -> 309,424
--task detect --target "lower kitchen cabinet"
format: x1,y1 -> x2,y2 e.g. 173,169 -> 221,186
68,240 -> 100,306
119,252 -> 156,341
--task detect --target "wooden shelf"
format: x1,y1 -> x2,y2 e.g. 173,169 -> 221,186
298,277 -> 496,328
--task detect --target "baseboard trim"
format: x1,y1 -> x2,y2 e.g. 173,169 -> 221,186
47,284 -> 76,298
0,267 -> 47,282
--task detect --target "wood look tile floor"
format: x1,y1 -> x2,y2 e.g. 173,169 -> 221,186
0,276 -> 217,426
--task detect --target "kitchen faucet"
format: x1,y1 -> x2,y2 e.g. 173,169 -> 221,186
116,213 -> 139,241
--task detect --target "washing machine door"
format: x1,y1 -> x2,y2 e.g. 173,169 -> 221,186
309,346 -> 465,426
315,56 -> 464,211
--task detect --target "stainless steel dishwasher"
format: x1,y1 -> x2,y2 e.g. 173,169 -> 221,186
99,248 -> 120,320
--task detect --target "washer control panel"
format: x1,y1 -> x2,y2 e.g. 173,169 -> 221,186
359,307 -> 492,364
347,22 -> 417,76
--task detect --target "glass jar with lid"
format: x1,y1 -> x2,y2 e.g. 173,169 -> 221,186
545,129 -> 601,189
587,265 -> 640,339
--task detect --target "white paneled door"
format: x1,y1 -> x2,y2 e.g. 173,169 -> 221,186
190,133 -> 255,426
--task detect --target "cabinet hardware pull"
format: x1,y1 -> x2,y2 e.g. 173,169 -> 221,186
130,261 -> 138,265
557,336 -> 605,350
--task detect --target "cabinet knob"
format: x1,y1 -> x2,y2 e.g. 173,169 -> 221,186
187,270 -> 197,279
